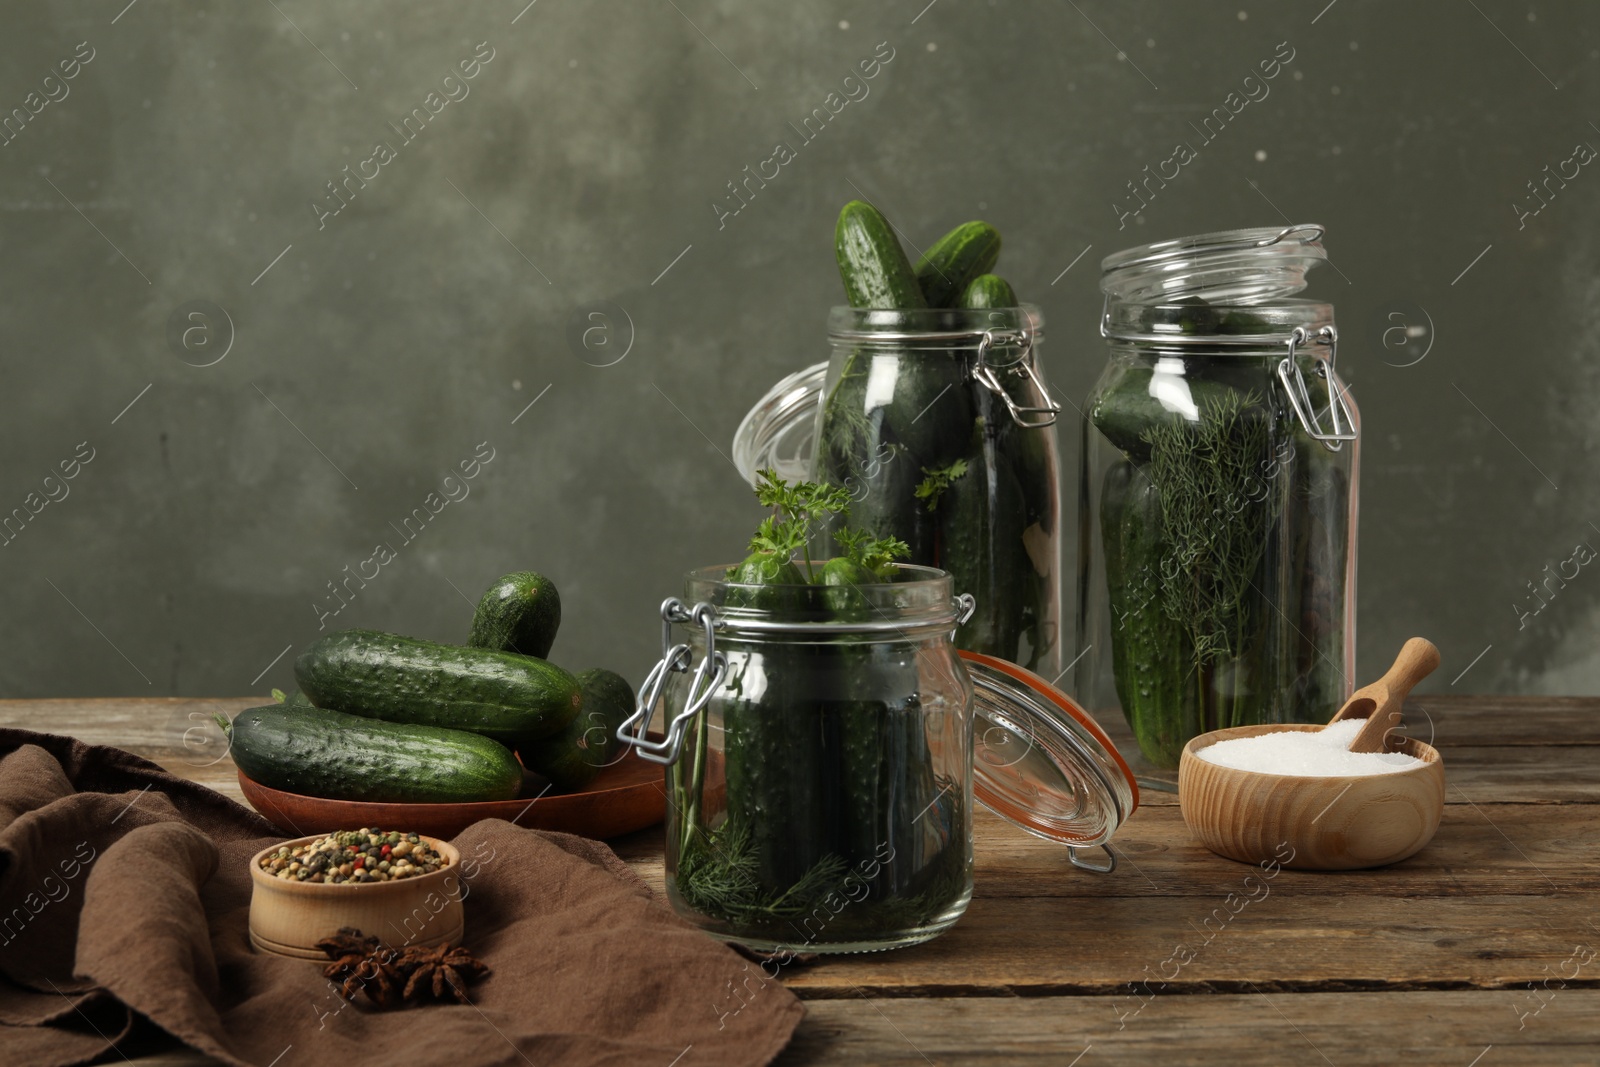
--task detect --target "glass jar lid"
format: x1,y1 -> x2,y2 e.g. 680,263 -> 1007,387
1100,223 -> 1326,304
731,361 -> 827,489
963,651 -> 1140,861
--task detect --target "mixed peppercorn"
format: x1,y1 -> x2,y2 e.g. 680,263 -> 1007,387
258,829 -> 448,884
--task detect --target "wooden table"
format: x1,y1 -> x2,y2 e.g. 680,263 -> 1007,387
5,696 -> 1596,1065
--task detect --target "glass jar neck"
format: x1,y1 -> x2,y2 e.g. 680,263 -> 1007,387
1101,299 -> 1334,354
682,563 -> 966,639
827,304 -> 1043,350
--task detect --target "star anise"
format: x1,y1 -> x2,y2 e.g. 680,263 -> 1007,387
313,930 -> 488,1010
395,943 -> 491,1005
315,928 -> 407,1008
315,928 -> 381,979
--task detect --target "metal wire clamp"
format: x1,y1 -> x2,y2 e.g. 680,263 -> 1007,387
615,598 -> 727,766
1068,844 -> 1118,873
972,328 -> 1062,429
1278,325 -> 1356,452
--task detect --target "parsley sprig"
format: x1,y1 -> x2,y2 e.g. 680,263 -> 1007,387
749,468 -> 908,582
915,459 -> 969,513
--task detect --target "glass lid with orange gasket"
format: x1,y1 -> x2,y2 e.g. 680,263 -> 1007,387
961,650 -> 1140,872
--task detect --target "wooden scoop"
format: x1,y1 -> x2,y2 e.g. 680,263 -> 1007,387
1327,637 -> 1441,752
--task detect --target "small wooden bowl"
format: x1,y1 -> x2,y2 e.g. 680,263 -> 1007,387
248,834 -> 464,959
1178,725 -> 1445,871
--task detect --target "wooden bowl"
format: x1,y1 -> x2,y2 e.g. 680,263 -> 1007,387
1178,724 -> 1445,870
237,733 -> 697,841
248,834 -> 464,959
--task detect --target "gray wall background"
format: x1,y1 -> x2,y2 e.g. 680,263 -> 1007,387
2,0 -> 1597,701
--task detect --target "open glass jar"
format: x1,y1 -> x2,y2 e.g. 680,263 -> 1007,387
734,306 -> 1062,674
620,565 -> 1138,954
1075,225 -> 1360,771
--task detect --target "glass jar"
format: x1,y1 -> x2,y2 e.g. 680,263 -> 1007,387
1075,225 -> 1360,771
734,306 -> 1063,674
619,564 -> 1138,954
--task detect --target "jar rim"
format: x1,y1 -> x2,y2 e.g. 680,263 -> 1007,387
1101,223 -> 1327,305
827,304 -> 1044,346
1101,298 -> 1335,349
682,563 -> 967,635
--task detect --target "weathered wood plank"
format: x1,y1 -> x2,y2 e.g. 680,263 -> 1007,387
608,804 -> 1600,903
117,991 -> 1600,1067
1407,695 -> 1600,744
773,893 -> 1598,997
775,991 -> 1600,1065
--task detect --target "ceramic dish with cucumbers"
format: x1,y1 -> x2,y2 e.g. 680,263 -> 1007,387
225,571 -> 668,839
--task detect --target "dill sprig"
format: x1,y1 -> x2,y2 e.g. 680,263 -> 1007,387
1142,389 -> 1280,668
677,822 -> 850,924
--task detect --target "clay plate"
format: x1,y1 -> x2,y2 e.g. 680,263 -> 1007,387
238,735 -> 688,840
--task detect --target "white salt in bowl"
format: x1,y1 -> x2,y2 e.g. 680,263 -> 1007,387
1177,724 -> 1445,871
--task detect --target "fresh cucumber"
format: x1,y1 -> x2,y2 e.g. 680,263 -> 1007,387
958,273 -> 1017,309
915,222 -> 1002,308
725,551 -> 809,611
467,571 -> 561,659
518,668 -> 636,792
835,200 -> 927,310
834,441 -> 936,562
1089,365 -> 1245,462
719,644 -> 827,891
227,703 -> 522,803
878,355 -> 975,473
295,629 -> 582,745
939,427 -> 1028,663
819,556 -> 876,615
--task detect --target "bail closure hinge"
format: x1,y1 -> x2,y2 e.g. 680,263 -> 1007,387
972,328 -> 1062,429
616,598 -> 727,766
1068,844 -> 1118,874
1278,325 -> 1357,452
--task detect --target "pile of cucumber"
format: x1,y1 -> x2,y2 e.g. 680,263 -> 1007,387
817,201 -> 1056,670
226,571 -> 637,804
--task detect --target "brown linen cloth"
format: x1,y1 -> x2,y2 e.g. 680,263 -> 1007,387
0,729 -> 803,1067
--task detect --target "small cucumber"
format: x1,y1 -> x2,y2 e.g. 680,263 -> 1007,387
295,629 -> 582,745
940,437 -> 1028,662
228,703 -> 522,803
915,221 -> 1002,308
958,273 -> 1017,309
819,556 -> 876,615
468,571 -> 561,659
1089,365 -> 1247,462
518,668 -> 637,792
835,200 -> 927,310
724,551 -> 808,611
